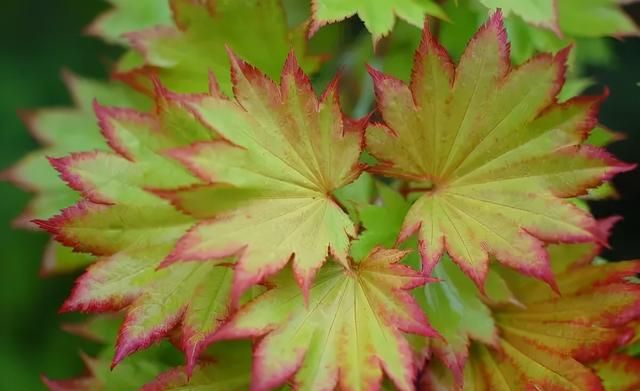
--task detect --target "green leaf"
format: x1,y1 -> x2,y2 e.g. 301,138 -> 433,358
40,240 -> 94,276
121,0 -> 321,94
87,0 -> 173,45
310,0 -> 447,43
350,183 -> 410,261
476,0 -> 639,38
333,172 -> 376,224
39,91 -> 238,370
336,183 -> 499,381
8,72 -> 148,226
592,353 -> 640,391
365,12 -> 631,288
427,260 -> 640,390
213,248 -> 436,391
162,53 -> 364,302
558,0 -> 639,37
4,72 -> 149,273
141,341 -> 255,391
479,0 -> 559,34
421,257 -> 496,380
587,125 -> 625,147
44,342 -> 179,391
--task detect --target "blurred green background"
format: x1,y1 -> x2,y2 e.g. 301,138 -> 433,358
0,1 -> 638,390
0,1 -> 119,389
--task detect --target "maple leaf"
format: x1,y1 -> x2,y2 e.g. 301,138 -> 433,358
350,182 -> 411,261
421,257 -> 497,382
86,0 -> 172,45
161,51 -> 364,302
37,91 -> 239,370
626,320 -> 640,355
494,260 -> 640,364
210,248 -> 436,391
423,259 -> 640,390
43,316 -> 176,391
546,216 -> 620,275
309,0 -> 447,43
141,341 -> 256,391
121,0 -> 320,95
477,0 -> 638,38
366,12 -> 633,287
42,345 -> 176,391
5,72 -> 148,229
351,183 -> 500,382
1,72 -> 149,274
592,354 -> 640,391
590,309 -> 640,391
557,0 -> 639,37
478,0 -> 560,35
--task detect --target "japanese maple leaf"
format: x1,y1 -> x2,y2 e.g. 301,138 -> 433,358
211,248 -> 437,391
351,184 -> 498,380
591,313 -> 640,391
37,91 -> 236,370
1,72 -> 148,274
121,0 -> 320,94
479,0 -> 560,35
86,0 -> 172,45
592,354 -> 640,391
141,341 -> 255,391
366,12 -> 633,287
421,258 -> 497,383
626,320 -> 640,355
161,51 -> 364,302
309,0 -> 447,43
423,259 -> 640,390
557,0 -> 639,37
494,260 -> 640,365
43,316 -> 175,391
478,0 -> 638,38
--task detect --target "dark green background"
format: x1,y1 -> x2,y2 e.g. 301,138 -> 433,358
0,1 -> 638,390
0,2 -> 117,389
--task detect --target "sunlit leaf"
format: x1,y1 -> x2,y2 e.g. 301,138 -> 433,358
310,0 -> 447,43
87,0 -> 172,45
162,52 -> 364,302
366,12 -> 632,287
121,0 -> 320,94
212,248 -> 436,391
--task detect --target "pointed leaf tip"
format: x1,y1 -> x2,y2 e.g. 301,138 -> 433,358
366,17 -> 621,288
215,249 -> 435,390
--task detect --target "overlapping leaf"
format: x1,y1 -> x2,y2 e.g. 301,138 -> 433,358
6,73 -> 148,228
422,258 -> 497,382
121,0 -> 320,94
557,0 -> 639,37
350,183 -> 411,261
162,52 -> 364,302
310,0 -> 446,43
141,341 -> 254,391
366,12 -> 633,287
2,72 -> 149,274
37,91 -> 237,370
477,0 -> 639,37
87,0 -> 172,45
592,354 -> 640,391
590,310 -> 640,391
43,316 -> 178,391
423,259 -> 640,390
494,260 -> 640,365
626,320 -> 640,355
478,0 -> 559,34
351,184 -> 498,380
211,248 -> 436,391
